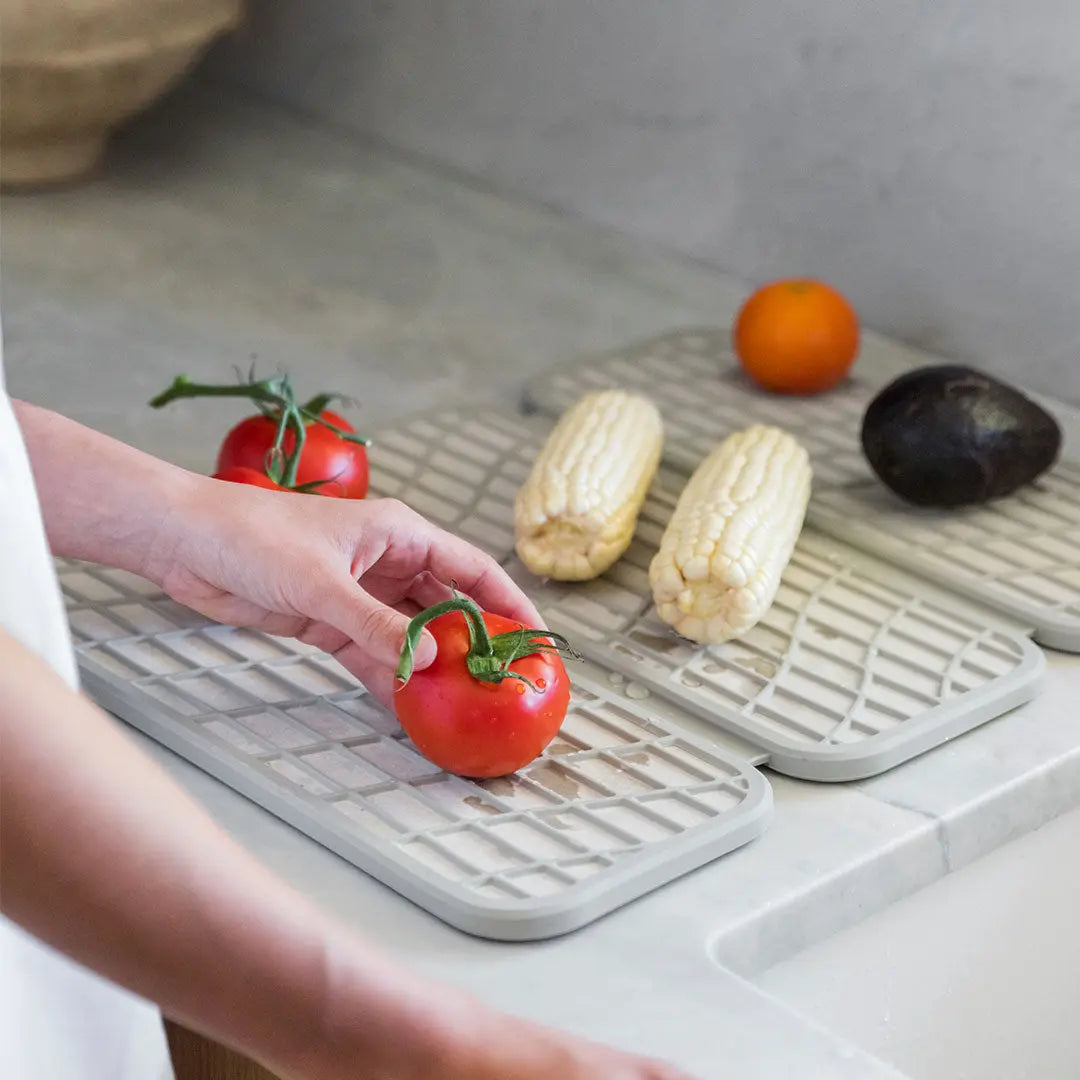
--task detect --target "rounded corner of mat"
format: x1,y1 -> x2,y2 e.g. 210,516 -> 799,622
1032,616 -> 1080,655
432,790 -> 776,942
765,665 -> 1046,783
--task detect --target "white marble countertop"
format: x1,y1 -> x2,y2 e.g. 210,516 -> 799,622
4,86 -> 1079,1079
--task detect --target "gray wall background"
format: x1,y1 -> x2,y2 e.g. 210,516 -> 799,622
209,1 -> 1080,402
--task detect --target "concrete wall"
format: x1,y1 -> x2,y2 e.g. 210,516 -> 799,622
210,1 -> 1080,402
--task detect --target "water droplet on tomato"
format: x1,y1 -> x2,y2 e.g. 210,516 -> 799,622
515,682 -> 526,695
535,677 -> 547,690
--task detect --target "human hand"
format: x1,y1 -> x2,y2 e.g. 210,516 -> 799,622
144,480 -> 543,705
433,1000 -> 698,1080
282,973 -> 696,1080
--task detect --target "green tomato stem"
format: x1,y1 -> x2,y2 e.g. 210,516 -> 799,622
395,595 -> 491,685
279,399 -> 308,489
264,400 -> 292,485
300,391 -> 348,415
394,592 -> 579,689
149,373 -> 370,489
150,375 -> 372,460
296,407 -> 372,447
148,374 -> 289,409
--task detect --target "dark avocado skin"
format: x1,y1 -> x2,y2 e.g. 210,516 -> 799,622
861,365 -> 1062,507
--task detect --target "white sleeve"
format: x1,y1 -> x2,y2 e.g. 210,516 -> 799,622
0,316 -> 176,1080
0,320 -> 80,689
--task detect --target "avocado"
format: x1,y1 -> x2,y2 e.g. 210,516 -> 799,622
861,365 -> 1062,507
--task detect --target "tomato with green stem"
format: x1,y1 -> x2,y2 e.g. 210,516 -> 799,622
393,593 -> 579,778
214,406 -> 367,498
150,375 -> 370,497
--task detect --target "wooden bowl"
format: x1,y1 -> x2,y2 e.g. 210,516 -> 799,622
1,0 -> 243,188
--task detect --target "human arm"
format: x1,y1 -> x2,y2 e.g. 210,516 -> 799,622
12,399 -> 541,702
5,401 -> 692,1078
0,626 -> 451,1077
0,629 -> 690,1079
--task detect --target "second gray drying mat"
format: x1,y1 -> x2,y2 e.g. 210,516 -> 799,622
524,328 -> 1080,651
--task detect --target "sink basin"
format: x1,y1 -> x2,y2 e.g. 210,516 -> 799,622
753,805 -> 1080,1079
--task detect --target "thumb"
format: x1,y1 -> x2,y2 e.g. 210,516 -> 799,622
306,578 -> 437,673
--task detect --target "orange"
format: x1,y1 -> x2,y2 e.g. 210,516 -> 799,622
732,278 -> 860,394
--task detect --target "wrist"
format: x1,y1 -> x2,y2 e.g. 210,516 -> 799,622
77,456 -> 208,586
287,927 -> 487,1080
12,400 -> 207,581
135,467 -> 212,587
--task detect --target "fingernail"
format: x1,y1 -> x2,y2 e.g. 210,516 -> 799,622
413,630 -> 437,668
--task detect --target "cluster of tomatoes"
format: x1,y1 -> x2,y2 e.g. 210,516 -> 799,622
149,372 -> 372,498
211,404 -> 370,497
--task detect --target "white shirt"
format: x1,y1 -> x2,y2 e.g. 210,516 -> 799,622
0,332 -> 174,1079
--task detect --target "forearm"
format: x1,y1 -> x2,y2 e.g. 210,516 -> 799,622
11,400 -> 197,577
0,630 -> 451,1078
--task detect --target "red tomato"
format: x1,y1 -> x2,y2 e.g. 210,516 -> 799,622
215,409 -> 368,498
212,466 -> 285,490
393,610 -> 571,778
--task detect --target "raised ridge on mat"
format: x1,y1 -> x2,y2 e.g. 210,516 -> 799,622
521,327 -> 1080,652
810,465 -> 1080,652
366,405 -> 1045,781
60,559 -> 771,940
505,477 -> 1044,781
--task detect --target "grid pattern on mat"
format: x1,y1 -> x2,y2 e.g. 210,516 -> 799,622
364,405 -> 1041,773
810,464 -> 1080,650
507,507 -> 1034,756
60,559 -> 770,939
521,327 -> 1080,652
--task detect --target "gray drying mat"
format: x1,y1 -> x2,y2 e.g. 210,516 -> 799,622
61,561 -> 771,941
522,328 -> 1080,652
365,406 -> 1044,782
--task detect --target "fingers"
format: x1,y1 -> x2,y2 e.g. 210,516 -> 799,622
330,641 -> 399,709
167,591 -> 312,640
303,575 -> 437,673
417,528 -> 544,629
363,571 -> 454,614
352,498 -> 543,628
289,595 -> 429,708
294,622 -> 352,656
394,598 -> 426,620
407,571 -> 457,612
645,1061 -> 697,1080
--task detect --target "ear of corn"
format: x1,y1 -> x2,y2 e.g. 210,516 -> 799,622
514,390 -> 664,580
649,424 -> 812,644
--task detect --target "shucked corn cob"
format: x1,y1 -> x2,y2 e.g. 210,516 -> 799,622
650,425 -> 811,644
515,390 -> 664,580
